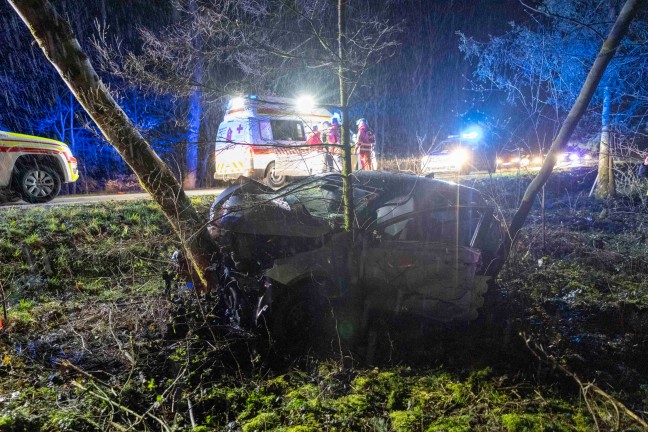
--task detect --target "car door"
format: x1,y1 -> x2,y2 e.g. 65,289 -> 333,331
0,132 -> 13,187
360,200 -> 485,322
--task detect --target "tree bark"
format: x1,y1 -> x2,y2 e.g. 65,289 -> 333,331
596,86 -> 615,198
9,0 -> 217,288
338,0 -> 354,232
183,0 -> 203,190
491,0 -> 643,276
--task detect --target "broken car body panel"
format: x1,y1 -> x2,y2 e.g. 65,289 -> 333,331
209,171 -> 499,326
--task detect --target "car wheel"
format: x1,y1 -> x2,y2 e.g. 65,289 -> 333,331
269,284 -> 334,351
264,162 -> 286,188
15,164 -> 61,203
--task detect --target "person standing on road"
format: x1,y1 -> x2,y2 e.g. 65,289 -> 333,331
355,118 -> 375,171
321,121 -> 335,172
328,118 -> 343,171
306,125 -> 322,146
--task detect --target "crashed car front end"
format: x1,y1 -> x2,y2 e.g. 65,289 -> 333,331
202,172 -> 501,340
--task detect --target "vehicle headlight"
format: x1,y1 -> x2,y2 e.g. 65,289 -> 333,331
568,153 -> 580,162
532,156 -> 543,164
584,154 -> 592,161
496,158 -> 503,165
557,153 -> 567,162
449,149 -> 469,167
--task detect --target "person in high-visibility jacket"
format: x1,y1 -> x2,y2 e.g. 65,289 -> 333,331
306,125 -> 322,146
326,118 -> 343,171
355,118 -> 375,171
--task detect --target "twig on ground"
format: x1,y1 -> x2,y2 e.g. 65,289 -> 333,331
71,381 -> 171,432
521,332 -> 648,430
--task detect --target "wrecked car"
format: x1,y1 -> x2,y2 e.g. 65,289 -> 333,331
206,171 -> 501,344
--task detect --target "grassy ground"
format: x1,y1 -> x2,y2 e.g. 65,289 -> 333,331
0,171 -> 647,431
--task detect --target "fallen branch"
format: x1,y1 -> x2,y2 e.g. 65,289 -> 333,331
521,332 -> 648,430
71,380 -> 171,432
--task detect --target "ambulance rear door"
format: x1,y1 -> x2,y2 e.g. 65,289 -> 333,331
214,120 -> 253,179
271,119 -> 312,177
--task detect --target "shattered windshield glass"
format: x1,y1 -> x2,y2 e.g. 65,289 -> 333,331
282,176 -> 378,220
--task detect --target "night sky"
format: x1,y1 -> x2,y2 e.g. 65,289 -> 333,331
0,0 -> 552,178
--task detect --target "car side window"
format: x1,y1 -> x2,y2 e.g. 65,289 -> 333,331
375,197 -> 421,241
424,208 -> 483,246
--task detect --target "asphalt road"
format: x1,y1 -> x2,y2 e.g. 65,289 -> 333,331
0,188 -> 226,209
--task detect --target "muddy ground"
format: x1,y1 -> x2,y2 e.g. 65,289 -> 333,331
0,169 -> 647,431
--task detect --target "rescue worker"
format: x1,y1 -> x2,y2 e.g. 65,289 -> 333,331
321,121 -> 332,145
328,117 -> 341,145
321,121 -> 335,172
355,118 -> 375,171
306,125 -> 322,146
328,118 -> 343,171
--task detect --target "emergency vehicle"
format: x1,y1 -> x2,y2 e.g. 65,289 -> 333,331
215,95 -> 340,188
0,131 -> 79,203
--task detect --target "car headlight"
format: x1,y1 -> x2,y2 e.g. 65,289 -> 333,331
568,153 -> 580,162
557,153 -> 567,162
532,156 -> 543,164
496,158 -> 503,165
449,149 -> 469,168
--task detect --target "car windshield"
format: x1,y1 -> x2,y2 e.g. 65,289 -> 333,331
281,176 -> 378,221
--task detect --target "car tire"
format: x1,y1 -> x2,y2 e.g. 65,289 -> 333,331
269,283 -> 334,351
264,162 -> 286,188
14,164 -> 61,203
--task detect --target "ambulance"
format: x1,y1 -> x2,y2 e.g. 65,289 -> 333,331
0,131 -> 79,203
214,95 -> 340,188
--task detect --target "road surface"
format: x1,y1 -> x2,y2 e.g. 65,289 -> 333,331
0,188 -> 226,209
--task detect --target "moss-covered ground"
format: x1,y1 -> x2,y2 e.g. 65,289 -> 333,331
0,170 -> 647,431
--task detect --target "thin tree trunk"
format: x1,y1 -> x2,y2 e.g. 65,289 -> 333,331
338,0 -> 354,231
596,86 -> 615,198
69,92 -> 77,194
9,0 -> 217,288
491,0 -> 643,276
183,0 -> 203,190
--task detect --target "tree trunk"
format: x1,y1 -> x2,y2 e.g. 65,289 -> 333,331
183,0 -> 203,190
9,0 -> 217,288
69,92 -> 77,195
596,86 -> 615,198
491,0 -> 643,277
338,0 -> 355,231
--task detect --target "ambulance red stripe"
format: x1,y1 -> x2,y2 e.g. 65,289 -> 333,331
0,144 -> 76,163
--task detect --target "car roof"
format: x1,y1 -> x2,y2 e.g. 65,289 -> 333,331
341,171 -> 487,208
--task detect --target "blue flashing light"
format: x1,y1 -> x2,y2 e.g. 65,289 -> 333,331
460,126 -> 483,141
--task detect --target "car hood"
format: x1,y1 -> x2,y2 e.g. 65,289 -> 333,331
210,177 -> 333,238
0,131 -> 70,153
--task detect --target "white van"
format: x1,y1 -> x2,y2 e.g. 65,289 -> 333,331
215,95 -> 337,188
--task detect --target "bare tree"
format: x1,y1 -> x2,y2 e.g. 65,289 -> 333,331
491,0 -> 644,276
8,0 -> 217,288
461,0 -> 648,200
